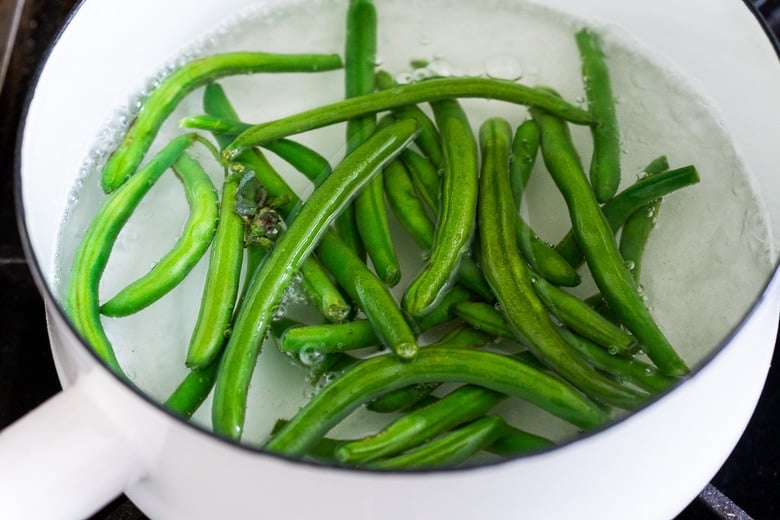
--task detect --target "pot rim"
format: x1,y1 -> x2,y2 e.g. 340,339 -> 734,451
12,0 -> 780,475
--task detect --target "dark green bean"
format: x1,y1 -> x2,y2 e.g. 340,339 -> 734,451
338,384 -> 506,464
530,107 -> 689,376
100,153 -> 219,317
263,139 -> 332,185
619,201 -> 661,283
576,28 -> 621,203
453,301 -> 515,340
509,119 -> 540,197
222,76 -> 594,161
530,274 -> 635,353
399,148 -> 440,212
478,117 -> 646,408
412,285 -> 474,332
402,99 -> 479,317
212,119 -> 419,439
66,133 -> 199,374
559,328 -> 675,394
555,164 -> 699,266
265,347 -> 609,457
101,52 -> 343,192
643,155 -> 670,176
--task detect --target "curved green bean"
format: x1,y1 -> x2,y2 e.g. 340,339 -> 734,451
100,152 -> 219,317
478,117 -> 645,408
212,118 -> 419,439
576,28 -> 621,203
222,76 -> 594,161
531,107 -> 689,376
164,362 -> 220,418
509,120 -> 580,287
555,163 -> 699,266
101,52 -> 343,192
263,139 -> 332,184
185,172 -> 245,369
399,148 -> 440,212
402,99 -> 479,317
265,347 -> 609,457
65,133 -> 199,374
338,384 -> 506,464
619,200 -> 661,283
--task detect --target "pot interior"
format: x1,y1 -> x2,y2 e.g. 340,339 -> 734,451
18,0 -> 780,452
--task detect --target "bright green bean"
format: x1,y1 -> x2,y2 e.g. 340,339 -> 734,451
101,52 -> 343,192
402,99 -> 479,317
279,320 -> 379,355
338,384 -> 506,464
375,70 -> 445,169
100,153 -> 219,317
265,347 -> 609,457
66,133 -> 199,374
555,164 -> 699,266
576,28 -> 621,203
185,171 -> 244,369
164,362 -> 219,418
222,76 -> 594,161
365,416 -> 506,470
509,120 -> 580,287
531,107 -> 689,376
454,301 -> 515,340
478,117 -> 645,408
203,82 -> 352,323
212,119 -> 419,439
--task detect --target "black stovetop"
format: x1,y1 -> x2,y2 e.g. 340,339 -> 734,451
1,1 -> 778,518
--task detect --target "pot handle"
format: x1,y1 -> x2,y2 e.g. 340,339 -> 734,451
0,371 -> 144,519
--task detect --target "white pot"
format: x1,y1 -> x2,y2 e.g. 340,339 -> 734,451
6,0 -> 780,518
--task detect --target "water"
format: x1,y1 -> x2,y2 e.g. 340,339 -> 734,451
55,0 -> 775,452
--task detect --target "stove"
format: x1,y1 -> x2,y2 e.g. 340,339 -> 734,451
1,1 -> 778,518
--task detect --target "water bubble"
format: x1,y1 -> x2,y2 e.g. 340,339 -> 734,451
625,260 -> 636,271
395,72 -> 413,84
484,55 -> 523,81
607,346 -> 619,355
298,345 -> 324,367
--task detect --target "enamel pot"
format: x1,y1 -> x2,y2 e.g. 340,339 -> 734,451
5,0 -> 780,518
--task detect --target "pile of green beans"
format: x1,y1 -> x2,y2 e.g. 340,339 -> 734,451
65,0 -> 701,469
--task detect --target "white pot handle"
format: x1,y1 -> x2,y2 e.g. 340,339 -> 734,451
0,371 -> 144,520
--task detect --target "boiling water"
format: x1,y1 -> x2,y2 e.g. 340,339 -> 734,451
55,0 -> 775,449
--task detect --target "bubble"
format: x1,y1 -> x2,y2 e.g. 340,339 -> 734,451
484,55 -> 523,81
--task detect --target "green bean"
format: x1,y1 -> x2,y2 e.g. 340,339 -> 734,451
367,325 -> 494,414
263,139 -> 332,185
382,156 -> 493,300
478,117 -> 645,408
375,70 -> 445,169
576,28 -> 621,203
399,148 -> 440,212
412,285 -> 474,332
555,164 -> 699,266
100,153 -> 219,317
487,422 -> 554,457
509,120 -> 580,287
265,347 -> 609,456
279,320 -> 379,355
366,416 -> 508,470
66,133 -> 199,374
203,83 -> 352,323
402,99 -> 479,317
558,328 -> 676,394
619,201 -> 661,283
341,0 -> 380,265
338,384 -> 506,464
454,301 -> 515,340
530,274 -> 635,353
164,362 -> 219,418
212,119 -> 419,439
222,77 -> 594,161
219,117 -> 418,361
101,52 -> 343,192
530,107 -> 689,376
643,155 -> 670,176
185,172 -> 245,369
